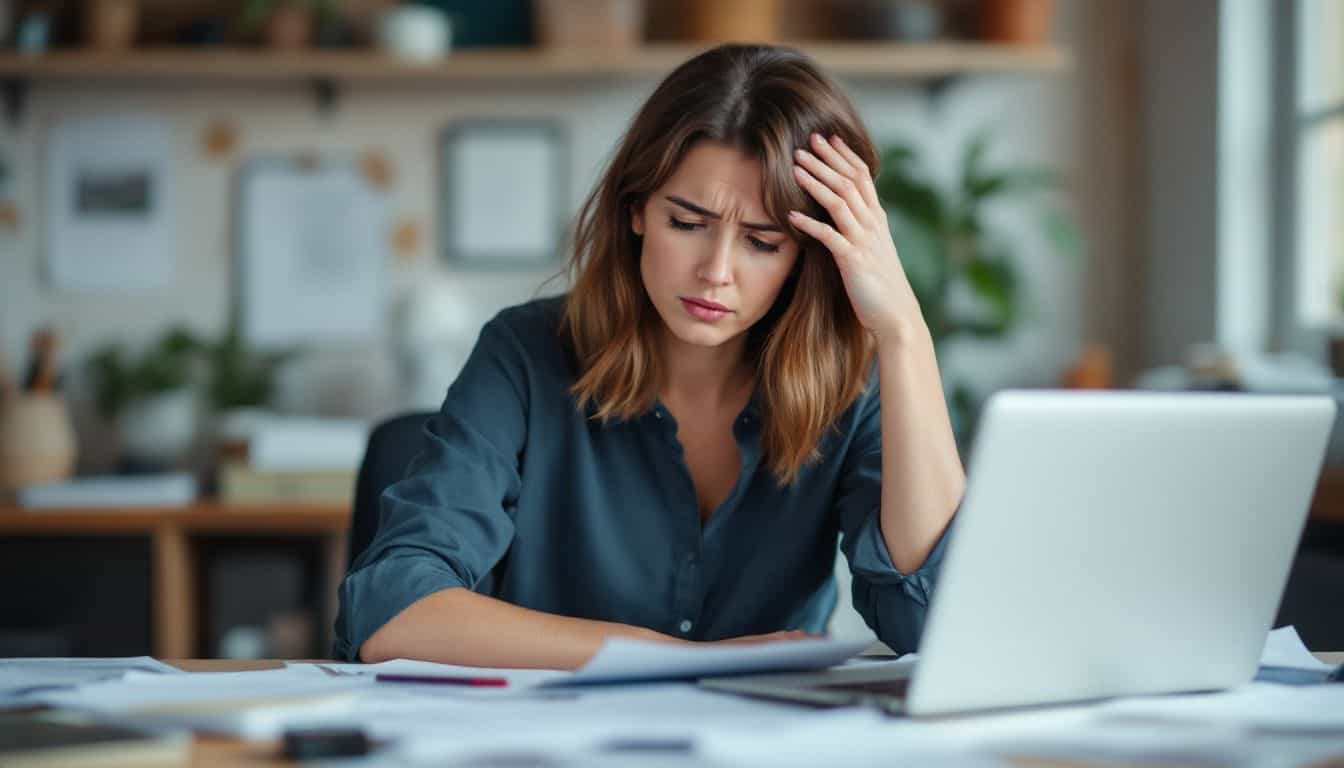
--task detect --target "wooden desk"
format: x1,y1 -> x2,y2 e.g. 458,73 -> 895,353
165,656 -> 1344,768
0,504 -> 349,658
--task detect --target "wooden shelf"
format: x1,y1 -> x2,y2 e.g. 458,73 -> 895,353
0,502 -> 349,534
0,42 -> 1071,83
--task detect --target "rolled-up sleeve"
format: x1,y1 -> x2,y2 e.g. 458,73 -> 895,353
835,384 -> 955,656
333,316 -> 528,661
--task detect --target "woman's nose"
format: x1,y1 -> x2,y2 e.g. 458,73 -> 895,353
696,236 -> 734,285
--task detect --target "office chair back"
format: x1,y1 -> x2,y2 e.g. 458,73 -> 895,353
348,411 -> 435,570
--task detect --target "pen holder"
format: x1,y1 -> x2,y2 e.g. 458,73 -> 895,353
0,392 -> 77,495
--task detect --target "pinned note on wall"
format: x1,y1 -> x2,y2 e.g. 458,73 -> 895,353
236,156 -> 388,348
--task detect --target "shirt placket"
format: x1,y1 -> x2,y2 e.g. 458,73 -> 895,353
651,403 -> 706,638
652,403 -> 762,640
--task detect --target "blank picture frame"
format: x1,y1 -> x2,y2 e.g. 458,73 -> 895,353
439,119 -> 569,268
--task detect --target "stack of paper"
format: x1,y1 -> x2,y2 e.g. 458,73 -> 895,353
16,474 -> 197,509
0,657 -> 181,708
36,667 -> 370,740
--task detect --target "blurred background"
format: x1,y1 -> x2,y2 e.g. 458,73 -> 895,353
0,0 -> 1341,660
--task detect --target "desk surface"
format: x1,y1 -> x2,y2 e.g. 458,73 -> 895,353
167,653 -> 1344,768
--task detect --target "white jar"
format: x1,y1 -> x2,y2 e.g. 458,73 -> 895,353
377,6 -> 452,63
118,388 -> 198,468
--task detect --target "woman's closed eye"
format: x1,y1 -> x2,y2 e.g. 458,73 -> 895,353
667,216 -> 703,232
667,216 -> 782,253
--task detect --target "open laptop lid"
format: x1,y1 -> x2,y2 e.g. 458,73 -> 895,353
907,391 -> 1336,716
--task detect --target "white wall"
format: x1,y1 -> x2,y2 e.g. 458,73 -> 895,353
1140,0 -> 1221,368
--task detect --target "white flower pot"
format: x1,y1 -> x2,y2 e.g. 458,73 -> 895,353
118,389 -> 198,468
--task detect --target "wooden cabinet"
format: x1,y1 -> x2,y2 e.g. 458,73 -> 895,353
0,504 -> 349,659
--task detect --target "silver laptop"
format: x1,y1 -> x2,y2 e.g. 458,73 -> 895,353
702,390 -> 1337,716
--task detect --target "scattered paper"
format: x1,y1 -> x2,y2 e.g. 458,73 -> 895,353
561,637 -> 871,685
1096,682 -> 1344,733
302,638 -> 869,690
1260,626 -> 1333,671
0,657 -> 180,707
984,721 -> 1251,767
288,658 -> 568,698
36,666 -> 370,739
373,682 -> 850,763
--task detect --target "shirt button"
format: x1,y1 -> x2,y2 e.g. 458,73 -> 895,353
679,619 -> 693,633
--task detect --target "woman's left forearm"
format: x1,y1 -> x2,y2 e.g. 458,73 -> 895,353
783,131 -> 963,570
876,322 -> 965,574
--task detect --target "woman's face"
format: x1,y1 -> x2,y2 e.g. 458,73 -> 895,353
633,141 -> 800,352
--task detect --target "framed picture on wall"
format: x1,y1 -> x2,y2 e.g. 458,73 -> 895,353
45,114 -> 176,293
438,118 -> 569,268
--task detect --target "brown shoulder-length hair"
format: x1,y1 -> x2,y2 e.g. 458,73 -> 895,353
560,43 -> 878,486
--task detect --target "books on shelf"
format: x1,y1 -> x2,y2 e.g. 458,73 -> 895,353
218,463 -> 354,505
246,417 -> 368,472
16,473 -> 198,510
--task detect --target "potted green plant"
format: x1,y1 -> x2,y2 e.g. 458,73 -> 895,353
876,130 -> 1081,445
87,327 -> 203,470
202,326 -> 295,461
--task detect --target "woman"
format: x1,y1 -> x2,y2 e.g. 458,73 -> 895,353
336,43 -> 964,667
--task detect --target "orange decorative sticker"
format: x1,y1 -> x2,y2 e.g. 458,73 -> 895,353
361,151 -> 395,190
391,218 -> 422,263
202,120 -> 240,161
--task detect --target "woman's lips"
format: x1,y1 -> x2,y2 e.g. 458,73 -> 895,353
680,297 -> 732,323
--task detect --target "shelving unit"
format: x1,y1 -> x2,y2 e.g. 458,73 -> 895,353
0,503 -> 349,659
0,42 -> 1069,119
0,42 -> 1070,82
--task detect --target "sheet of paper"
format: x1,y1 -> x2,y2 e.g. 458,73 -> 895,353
36,666 -> 370,739
1260,625 -> 1333,671
302,638 -> 868,691
358,681 -> 879,763
697,705 -> 1098,768
288,659 -> 569,695
982,721 -> 1252,767
1096,682 -> 1344,733
560,637 -> 871,685
0,656 -> 180,706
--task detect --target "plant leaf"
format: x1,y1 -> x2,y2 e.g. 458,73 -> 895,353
967,168 -> 1058,201
876,144 -> 946,231
964,253 -> 1019,332
1041,207 -> 1083,262
959,132 -> 990,201
889,212 -> 949,334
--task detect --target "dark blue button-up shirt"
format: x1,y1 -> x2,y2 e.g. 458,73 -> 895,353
334,296 -> 951,661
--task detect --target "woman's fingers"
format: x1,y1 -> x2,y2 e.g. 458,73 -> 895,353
794,147 -> 873,230
827,135 -> 883,213
788,209 -> 852,265
809,132 -> 856,177
793,164 -> 864,243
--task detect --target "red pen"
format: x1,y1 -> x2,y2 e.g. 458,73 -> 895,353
374,673 -> 508,687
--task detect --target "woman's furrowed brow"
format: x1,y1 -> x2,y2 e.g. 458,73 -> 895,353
665,195 -> 782,232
